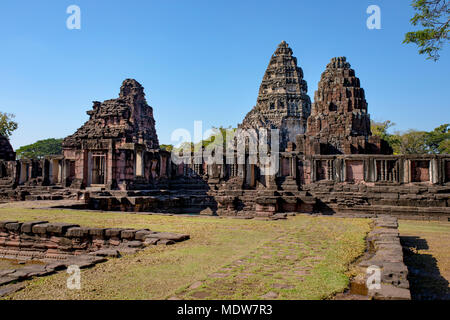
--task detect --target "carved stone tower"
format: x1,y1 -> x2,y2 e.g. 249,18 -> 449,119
62,79 -> 162,189
240,41 -> 311,150
302,57 -> 389,154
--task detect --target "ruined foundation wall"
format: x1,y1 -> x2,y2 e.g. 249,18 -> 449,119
0,220 -> 189,261
350,216 -> 411,300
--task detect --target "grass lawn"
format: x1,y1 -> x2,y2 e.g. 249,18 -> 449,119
0,207 -> 370,300
399,220 -> 450,300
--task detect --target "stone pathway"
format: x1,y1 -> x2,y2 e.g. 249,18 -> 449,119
172,231 -> 327,300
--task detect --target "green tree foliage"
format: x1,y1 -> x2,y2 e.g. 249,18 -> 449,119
16,138 -> 63,160
160,144 -> 174,152
201,126 -> 236,150
371,120 -> 401,151
403,0 -> 449,61
371,121 -> 449,154
396,130 -> 429,154
425,123 -> 450,153
0,112 -> 18,138
173,126 -> 237,153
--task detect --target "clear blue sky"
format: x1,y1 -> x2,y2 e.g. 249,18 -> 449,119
1,0 -> 449,149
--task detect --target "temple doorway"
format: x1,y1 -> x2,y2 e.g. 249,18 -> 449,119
65,160 -> 76,187
92,154 -> 106,185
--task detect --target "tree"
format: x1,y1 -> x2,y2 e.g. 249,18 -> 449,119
424,123 -> 449,153
396,130 -> 429,154
172,126 -> 237,154
371,120 -> 401,153
371,121 -> 449,154
0,112 -> 18,138
16,138 -> 63,160
403,0 -> 449,61
160,144 -> 174,152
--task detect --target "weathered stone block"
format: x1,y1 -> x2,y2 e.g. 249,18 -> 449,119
105,228 -> 125,238
66,227 -> 90,238
21,221 -> 48,234
32,223 -> 50,234
135,230 -> 154,241
120,229 -> 136,240
46,223 -> 80,235
5,223 -> 22,232
144,232 -> 190,242
89,228 -> 105,238
0,221 -> 18,232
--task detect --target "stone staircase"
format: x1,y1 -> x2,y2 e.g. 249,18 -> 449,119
303,183 -> 450,220
85,177 -> 218,214
0,185 -> 79,202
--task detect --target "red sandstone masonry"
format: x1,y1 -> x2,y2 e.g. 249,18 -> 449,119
0,220 -> 189,261
350,216 -> 411,300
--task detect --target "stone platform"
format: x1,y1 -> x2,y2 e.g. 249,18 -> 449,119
0,220 -> 190,295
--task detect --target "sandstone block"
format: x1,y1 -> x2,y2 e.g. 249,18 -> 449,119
32,223 -> 51,234
88,228 -> 105,238
5,222 -> 22,232
46,223 -> 80,235
66,227 -> 90,238
0,221 -> 18,232
21,221 -> 48,233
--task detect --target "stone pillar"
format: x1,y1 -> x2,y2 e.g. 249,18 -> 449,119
106,149 -> 114,188
398,158 -> 404,184
327,159 -> 333,180
431,158 -> 438,184
58,161 -> 63,184
61,160 -> 66,186
403,159 -> 410,184
87,152 -> 93,186
136,150 -> 143,177
291,156 -> 297,179
159,153 -> 168,179
342,159 -> 347,182
238,163 -> 245,179
19,162 -> 27,184
362,159 -> 368,182
28,163 -> 33,180
368,158 -> 376,182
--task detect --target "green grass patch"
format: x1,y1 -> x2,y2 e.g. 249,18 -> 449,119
0,208 -> 370,300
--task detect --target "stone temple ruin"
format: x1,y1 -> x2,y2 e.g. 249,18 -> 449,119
62,79 -> 163,190
0,41 -> 449,220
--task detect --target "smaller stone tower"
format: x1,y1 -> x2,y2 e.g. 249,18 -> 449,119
301,57 -> 389,154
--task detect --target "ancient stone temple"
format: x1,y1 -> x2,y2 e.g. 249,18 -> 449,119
0,43 -> 448,220
62,79 -> 169,190
239,41 -> 311,150
299,57 -> 390,155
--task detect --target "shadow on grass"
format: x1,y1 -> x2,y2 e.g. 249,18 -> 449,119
401,236 -> 450,300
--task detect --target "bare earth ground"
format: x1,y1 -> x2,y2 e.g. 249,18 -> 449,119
399,220 -> 450,300
0,204 -> 370,300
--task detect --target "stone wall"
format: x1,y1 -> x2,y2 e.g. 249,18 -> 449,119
0,220 -> 189,295
0,220 -> 189,261
350,216 -> 411,300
